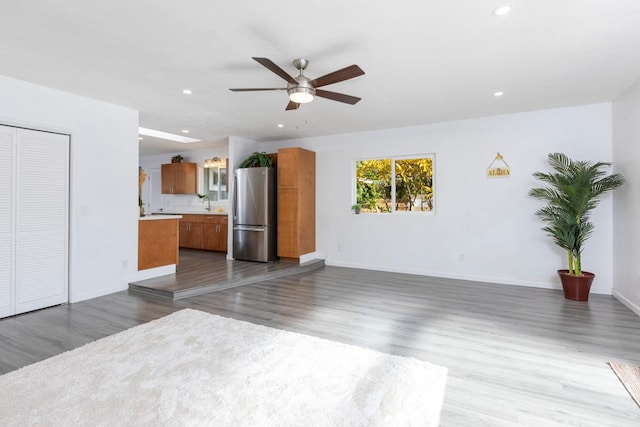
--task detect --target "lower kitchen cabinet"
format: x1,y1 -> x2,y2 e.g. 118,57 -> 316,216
179,215 -> 204,249
178,214 -> 228,252
204,215 -> 228,252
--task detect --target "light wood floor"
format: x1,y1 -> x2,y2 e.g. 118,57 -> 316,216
1,263 -> 639,426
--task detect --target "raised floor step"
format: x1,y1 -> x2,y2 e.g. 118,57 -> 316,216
129,252 -> 325,300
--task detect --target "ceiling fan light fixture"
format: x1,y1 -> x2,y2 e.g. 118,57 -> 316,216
288,87 -> 314,104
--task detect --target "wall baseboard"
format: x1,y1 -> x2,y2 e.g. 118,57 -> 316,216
613,290 -> 640,317
136,265 -> 176,281
324,260 -> 614,295
69,282 -> 128,304
300,252 -> 324,264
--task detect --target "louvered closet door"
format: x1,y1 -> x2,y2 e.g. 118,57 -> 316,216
0,125 -> 15,318
15,129 -> 69,314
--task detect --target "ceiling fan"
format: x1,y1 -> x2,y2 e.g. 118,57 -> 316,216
229,57 -> 365,111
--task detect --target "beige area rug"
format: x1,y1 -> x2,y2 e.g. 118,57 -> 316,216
609,361 -> 640,408
0,309 -> 447,426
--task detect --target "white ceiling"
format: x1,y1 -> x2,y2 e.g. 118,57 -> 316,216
1,1 -> 639,156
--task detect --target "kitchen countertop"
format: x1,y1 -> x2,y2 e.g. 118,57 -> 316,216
152,211 -> 228,216
139,214 -> 183,221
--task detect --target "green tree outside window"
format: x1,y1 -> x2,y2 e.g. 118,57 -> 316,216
355,156 -> 433,213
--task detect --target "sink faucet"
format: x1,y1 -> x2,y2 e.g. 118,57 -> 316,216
197,193 -> 211,211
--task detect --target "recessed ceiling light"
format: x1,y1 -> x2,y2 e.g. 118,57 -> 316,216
138,137 -> 143,140
138,127 -> 202,143
181,129 -> 190,134
183,89 -> 192,95
277,124 -> 284,128
494,91 -> 504,97
493,5 -> 511,16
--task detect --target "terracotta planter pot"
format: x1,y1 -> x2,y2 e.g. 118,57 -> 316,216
558,270 -> 595,301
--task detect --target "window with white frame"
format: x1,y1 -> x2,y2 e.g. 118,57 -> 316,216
354,155 -> 434,213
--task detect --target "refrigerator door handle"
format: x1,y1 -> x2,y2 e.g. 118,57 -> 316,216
233,174 -> 238,222
233,225 -> 265,232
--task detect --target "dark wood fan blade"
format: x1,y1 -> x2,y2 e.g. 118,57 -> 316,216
315,89 -> 361,105
310,65 -> 365,88
229,88 -> 287,92
286,101 -> 300,111
252,57 -> 297,84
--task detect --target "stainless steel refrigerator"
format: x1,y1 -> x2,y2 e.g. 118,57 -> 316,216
232,167 -> 277,262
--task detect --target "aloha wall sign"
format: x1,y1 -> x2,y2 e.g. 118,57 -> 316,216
487,152 -> 510,178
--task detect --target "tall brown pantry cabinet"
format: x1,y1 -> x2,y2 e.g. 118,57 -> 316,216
277,147 -> 315,261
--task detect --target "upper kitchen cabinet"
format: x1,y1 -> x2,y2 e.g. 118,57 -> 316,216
161,162 -> 197,194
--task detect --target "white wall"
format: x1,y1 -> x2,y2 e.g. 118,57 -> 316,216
613,79 -> 640,314
263,104 -> 616,294
0,75 -> 139,303
229,135 -> 267,171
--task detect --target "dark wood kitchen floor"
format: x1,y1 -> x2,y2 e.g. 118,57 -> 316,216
128,249 -> 324,299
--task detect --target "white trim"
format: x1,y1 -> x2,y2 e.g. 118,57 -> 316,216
324,259 -> 614,295
299,252 -> 324,264
613,290 -> 640,318
137,265 -> 176,281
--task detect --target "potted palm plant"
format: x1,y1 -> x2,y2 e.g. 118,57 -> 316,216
529,153 -> 625,301
239,152 -> 273,168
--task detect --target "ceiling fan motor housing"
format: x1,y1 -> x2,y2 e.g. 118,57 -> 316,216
293,58 -> 309,71
288,76 -> 316,103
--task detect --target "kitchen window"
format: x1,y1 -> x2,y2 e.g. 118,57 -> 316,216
354,155 -> 434,213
